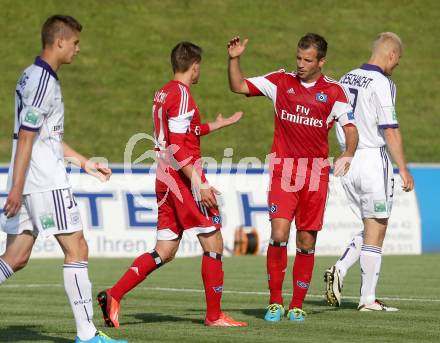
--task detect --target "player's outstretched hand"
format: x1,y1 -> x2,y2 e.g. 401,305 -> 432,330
227,36 -> 248,58
400,169 -> 414,192
216,112 -> 244,128
2,187 -> 22,218
85,161 -> 112,182
334,153 -> 353,177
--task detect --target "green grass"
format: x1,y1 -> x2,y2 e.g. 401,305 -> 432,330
0,0 -> 439,163
0,255 -> 439,342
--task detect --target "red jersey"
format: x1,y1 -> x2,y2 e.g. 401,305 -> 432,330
245,70 -> 353,173
152,80 -> 207,193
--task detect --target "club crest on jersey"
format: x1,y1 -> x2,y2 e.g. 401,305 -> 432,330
315,93 -> 328,103
269,204 -> 277,213
212,215 -> 222,224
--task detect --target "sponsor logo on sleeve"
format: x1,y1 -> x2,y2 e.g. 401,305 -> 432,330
24,110 -> 41,126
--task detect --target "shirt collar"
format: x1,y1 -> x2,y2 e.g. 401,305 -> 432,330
34,56 -> 59,80
360,63 -> 386,76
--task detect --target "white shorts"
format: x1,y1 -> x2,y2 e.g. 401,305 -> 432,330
0,188 -> 83,238
340,146 -> 394,219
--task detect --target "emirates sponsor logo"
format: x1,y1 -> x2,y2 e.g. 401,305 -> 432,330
280,109 -> 323,128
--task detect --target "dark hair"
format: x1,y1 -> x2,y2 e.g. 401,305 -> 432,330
297,33 -> 328,60
41,15 -> 82,48
171,41 -> 202,73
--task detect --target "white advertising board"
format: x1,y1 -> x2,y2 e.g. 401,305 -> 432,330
0,167 -> 421,257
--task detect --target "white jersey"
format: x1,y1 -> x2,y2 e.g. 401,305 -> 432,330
336,64 -> 398,150
7,57 -> 70,194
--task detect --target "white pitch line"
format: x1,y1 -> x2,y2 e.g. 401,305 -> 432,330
3,283 -> 440,303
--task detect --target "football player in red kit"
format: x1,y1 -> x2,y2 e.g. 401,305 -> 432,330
97,42 -> 247,328
227,33 -> 358,321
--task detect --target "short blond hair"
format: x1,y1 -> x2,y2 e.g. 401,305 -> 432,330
372,32 -> 402,56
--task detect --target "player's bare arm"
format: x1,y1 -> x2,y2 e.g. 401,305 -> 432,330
334,125 -> 358,177
383,127 -> 414,191
178,164 -> 219,208
63,142 -> 112,182
2,130 -> 36,218
207,111 -> 244,132
168,131 -> 219,208
227,36 -> 250,94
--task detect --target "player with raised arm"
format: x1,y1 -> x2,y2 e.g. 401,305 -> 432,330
97,42 -> 247,328
324,32 -> 414,311
227,34 -> 359,322
0,15 -> 127,343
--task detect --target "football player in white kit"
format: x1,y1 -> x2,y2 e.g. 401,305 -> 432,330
324,32 -> 414,311
0,15 -> 127,343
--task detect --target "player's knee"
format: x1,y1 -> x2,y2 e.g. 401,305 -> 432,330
64,236 -> 89,261
155,248 -> 176,264
271,230 -> 289,243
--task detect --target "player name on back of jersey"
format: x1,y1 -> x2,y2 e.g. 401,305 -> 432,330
340,73 -> 373,89
280,105 -> 323,128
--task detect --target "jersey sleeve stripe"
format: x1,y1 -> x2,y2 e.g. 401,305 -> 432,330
32,70 -> 45,105
32,70 -> 49,106
184,87 -> 188,114
379,124 -> 399,129
388,79 -> 396,105
36,72 -> 51,107
178,85 -> 189,116
19,125 -> 40,132
178,85 -> 184,115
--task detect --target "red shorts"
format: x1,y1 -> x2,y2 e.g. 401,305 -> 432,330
268,171 -> 329,231
156,186 -> 221,240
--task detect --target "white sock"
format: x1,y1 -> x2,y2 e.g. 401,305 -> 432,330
0,258 -> 14,284
335,231 -> 363,279
359,245 -> 382,305
63,261 -> 97,340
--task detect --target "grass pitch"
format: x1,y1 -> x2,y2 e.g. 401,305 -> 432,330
0,0 -> 439,163
0,255 -> 439,342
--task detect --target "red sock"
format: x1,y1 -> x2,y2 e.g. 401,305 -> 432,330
267,242 -> 288,305
109,250 -> 162,302
202,252 -> 224,321
290,249 -> 315,309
